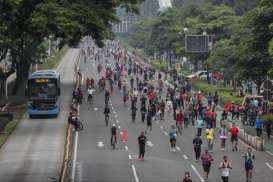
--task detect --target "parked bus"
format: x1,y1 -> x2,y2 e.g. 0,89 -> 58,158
25,70 -> 61,118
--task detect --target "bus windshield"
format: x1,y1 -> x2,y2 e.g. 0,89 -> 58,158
28,78 -> 58,100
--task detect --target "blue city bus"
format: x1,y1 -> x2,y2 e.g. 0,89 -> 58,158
25,70 -> 61,118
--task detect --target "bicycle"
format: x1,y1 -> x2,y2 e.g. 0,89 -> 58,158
105,113 -> 109,126
111,135 -> 117,149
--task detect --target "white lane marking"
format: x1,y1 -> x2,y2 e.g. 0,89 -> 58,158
125,146 -> 128,150
113,110 -> 116,114
118,125 -> 121,129
128,155 -> 132,160
115,114 -> 118,118
94,107 -> 98,111
266,151 -> 273,156
164,131 -> 168,136
120,131 -> 123,135
183,155 -> 188,160
128,107 -> 130,110
147,140 -> 154,147
116,120 -> 119,123
266,163 -> 273,170
112,106 -> 114,110
97,141 -> 104,147
160,125 -> 163,129
71,131 -> 79,182
176,146 -> 181,151
131,165 -> 139,182
191,164 -> 205,182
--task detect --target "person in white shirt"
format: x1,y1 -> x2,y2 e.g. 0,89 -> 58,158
218,155 -> 232,182
87,87 -> 95,104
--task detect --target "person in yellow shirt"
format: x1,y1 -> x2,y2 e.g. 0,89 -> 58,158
206,126 -> 214,152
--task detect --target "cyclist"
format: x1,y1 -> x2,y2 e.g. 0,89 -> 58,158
104,105 -> 110,126
229,122 -> 239,151
110,124 -> 117,149
87,87 -> 95,104
169,125 -> 177,152
243,147 -> 255,182
105,90 -> 110,105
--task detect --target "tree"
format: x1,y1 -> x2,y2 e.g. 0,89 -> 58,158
0,0 -> 144,95
206,39 -> 237,84
235,0 -> 273,93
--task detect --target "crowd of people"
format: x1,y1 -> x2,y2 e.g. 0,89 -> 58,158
70,37 -> 258,182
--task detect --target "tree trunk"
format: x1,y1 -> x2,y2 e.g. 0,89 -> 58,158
12,62 -> 30,96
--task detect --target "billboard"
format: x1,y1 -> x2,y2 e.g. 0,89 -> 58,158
185,35 -> 214,53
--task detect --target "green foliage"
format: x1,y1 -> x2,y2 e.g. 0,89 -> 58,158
0,0 -> 144,94
191,79 -> 244,104
150,59 -> 168,71
262,114 -> 273,123
206,39 -> 236,79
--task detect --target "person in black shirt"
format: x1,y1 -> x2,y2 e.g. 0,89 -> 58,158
110,124 -> 117,146
138,131 -> 147,160
193,135 -> 203,161
131,105 -> 137,123
141,106 -> 147,123
140,95 -> 147,107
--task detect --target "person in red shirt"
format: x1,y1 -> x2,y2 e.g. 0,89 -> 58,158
176,110 -> 184,135
229,122 -> 239,151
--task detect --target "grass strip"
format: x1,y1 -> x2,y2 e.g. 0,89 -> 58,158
38,46 -> 69,70
191,79 -> 244,104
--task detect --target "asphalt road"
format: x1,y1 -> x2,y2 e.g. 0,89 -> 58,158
76,45 -> 273,182
0,49 -> 79,182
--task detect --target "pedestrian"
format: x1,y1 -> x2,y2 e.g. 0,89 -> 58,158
176,109 -> 184,135
265,121 -> 272,139
196,115 -> 204,136
169,125 -> 177,152
146,106 -> 153,131
207,92 -> 213,108
206,126 -> 214,152
243,147 -> 255,182
140,105 -> 147,123
255,115 -> 263,137
218,124 -> 228,151
214,91 -> 219,106
138,131 -> 147,160
201,148 -> 213,181
229,122 -> 239,151
182,171 -> 192,182
160,100 -> 165,120
193,135 -> 202,161
218,156 -> 232,182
